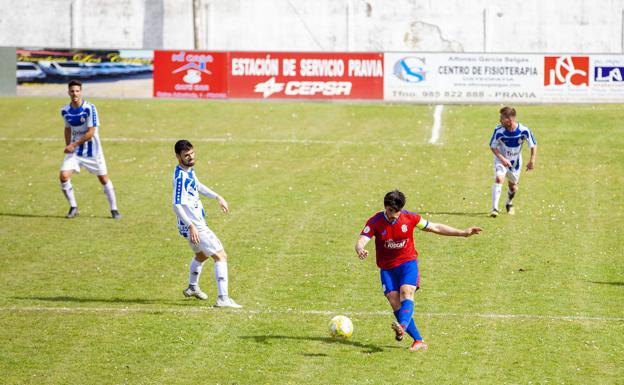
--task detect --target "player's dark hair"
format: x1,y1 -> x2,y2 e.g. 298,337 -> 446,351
384,190 -> 406,211
174,140 -> 194,154
68,79 -> 82,89
499,106 -> 516,117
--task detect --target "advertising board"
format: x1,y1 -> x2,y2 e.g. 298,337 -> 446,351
153,50 -> 228,99
228,52 -> 384,100
384,53 -> 542,103
17,48 -> 153,98
385,53 -> 624,103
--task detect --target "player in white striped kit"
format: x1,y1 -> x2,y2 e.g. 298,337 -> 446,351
172,140 -> 241,308
59,80 -> 121,219
489,106 -> 537,217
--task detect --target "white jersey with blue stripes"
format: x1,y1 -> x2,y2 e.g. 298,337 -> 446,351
172,165 -> 209,236
61,100 -> 103,158
489,123 -> 537,171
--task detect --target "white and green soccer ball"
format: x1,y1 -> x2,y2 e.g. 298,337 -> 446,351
328,315 -> 353,338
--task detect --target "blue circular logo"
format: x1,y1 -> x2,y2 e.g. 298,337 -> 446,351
393,57 -> 426,83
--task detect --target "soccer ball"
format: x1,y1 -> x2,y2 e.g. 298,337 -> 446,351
328,315 -> 353,338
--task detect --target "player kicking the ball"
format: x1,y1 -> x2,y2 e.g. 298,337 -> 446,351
355,190 -> 481,351
172,140 -> 241,308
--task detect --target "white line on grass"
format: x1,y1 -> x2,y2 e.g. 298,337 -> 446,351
2,306 -> 622,322
428,104 -> 444,144
0,137 -> 413,146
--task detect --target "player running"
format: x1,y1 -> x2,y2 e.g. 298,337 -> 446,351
172,140 -> 241,308
489,106 -> 537,217
355,190 -> 481,351
59,80 -> 121,219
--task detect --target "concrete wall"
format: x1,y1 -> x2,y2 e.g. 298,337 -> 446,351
1,0 -> 623,52
0,47 -> 16,95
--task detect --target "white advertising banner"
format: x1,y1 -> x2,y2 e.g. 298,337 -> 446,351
385,53 -> 624,103
542,55 -> 624,103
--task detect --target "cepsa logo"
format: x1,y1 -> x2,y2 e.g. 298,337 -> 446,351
254,77 -> 352,98
229,53 -> 383,100
544,56 -> 589,86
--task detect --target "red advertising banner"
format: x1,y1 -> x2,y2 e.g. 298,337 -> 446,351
228,52 -> 384,100
544,56 -> 590,87
153,50 -> 228,99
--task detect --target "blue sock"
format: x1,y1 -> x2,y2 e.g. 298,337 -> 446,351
398,299 -> 414,329
394,309 -> 422,340
405,319 -> 422,341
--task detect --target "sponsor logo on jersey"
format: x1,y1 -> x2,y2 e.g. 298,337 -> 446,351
385,239 -> 407,249
254,77 -> 352,98
544,56 -> 589,86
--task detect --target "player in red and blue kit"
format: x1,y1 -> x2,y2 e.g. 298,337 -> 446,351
355,190 -> 482,351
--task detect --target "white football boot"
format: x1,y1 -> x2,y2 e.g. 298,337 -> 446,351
183,286 -> 208,300
215,296 -> 242,308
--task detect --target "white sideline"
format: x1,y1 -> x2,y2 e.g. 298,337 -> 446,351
1,306 -> 622,322
0,137 -> 412,146
2,106 -> 448,146
428,104 -> 444,144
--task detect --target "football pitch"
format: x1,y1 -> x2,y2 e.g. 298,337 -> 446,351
0,98 -> 622,385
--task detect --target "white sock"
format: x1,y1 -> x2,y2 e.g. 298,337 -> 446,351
61,181 -> 77,207
492,183 -> 502,211
102,180 -> 118,211
189,258 -> 204,287
214,261 -> 229,298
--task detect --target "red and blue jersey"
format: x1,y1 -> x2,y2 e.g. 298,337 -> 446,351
360,210 -> 429,270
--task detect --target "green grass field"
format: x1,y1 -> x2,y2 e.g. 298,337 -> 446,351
0,98 -> 623,385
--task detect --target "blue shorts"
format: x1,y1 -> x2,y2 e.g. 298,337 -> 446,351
380,259 -> 420,295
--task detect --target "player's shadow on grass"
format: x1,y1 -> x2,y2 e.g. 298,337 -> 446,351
0,212 -> 67,219
588,281 -> 624,286
241,335 -> 395,354
13,295 -> 202,306
0,212 -> 112,219
422,211 -> 489,217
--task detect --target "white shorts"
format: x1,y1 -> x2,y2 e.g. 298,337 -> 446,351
494,161 -> 520,184
188,228 -> 224,256
61,153 -> 108,176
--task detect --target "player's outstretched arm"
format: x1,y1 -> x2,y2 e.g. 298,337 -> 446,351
197,181 -> 228,213
355,235 -> 370,259
216,196 -> 229,214
424,222 -> 482,237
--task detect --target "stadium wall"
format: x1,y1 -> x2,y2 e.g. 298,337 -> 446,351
0,47 -> 16,96
1,0 -> 624,53
12,48 -> 624,103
